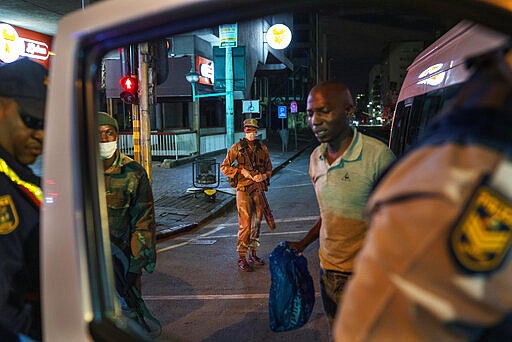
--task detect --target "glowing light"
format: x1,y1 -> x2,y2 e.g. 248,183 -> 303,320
0,23 -> 50,63
417,63 -> 445,86
418,63 -> 443,78
266,24 -> 292,50
0,24 -> 23,63
418,72 -> 446,86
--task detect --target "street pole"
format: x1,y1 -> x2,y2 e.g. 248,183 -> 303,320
225,46 -> 234,148
138,42 -> 152,182
190,56 -> 201,156
132,104 -> 140,162
193,99 -> 200,154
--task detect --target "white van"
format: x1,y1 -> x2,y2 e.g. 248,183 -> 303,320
389,21 -> 510,156
40,1 -> 512,341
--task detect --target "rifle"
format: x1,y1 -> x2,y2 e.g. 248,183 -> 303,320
245,181 -> 276,230
241,141 -> 276,230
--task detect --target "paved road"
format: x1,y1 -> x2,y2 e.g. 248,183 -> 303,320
143,145 -> 330,341
151,138 -> 312,238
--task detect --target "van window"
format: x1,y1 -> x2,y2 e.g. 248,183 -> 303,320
40,2 -> 512,340
390,100 -> 414,155
391,84 -> 463,156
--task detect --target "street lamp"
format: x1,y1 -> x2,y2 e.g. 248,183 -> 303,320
186,69 -> 229,156
185,70 -> 200,83
185,70 -> 200,102
186,69 -> 227,101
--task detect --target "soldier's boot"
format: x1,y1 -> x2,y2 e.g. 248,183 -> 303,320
248,250 -> 265,266
238,253 -> 253,272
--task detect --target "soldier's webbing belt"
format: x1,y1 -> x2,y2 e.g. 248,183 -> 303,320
0,158 -> 42,208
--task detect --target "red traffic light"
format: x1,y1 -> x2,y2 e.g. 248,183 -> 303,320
119,75 -> 138,104
120,75 -> 137,91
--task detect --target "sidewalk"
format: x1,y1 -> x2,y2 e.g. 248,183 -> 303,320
151,137 -> 312,240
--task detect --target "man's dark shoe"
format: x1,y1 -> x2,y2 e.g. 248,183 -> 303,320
248,255 -> 265,266
238,258 -> 253,272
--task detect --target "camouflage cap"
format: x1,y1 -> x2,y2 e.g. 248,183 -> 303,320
243,118 -> 259,129
97,111 -> 119,132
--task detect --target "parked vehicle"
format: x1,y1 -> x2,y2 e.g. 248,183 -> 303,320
389,20 -> 509,156
40,1 -> 512,340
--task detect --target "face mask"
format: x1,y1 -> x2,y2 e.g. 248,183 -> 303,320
245,131 -> 257,141
99,141 -> 117,160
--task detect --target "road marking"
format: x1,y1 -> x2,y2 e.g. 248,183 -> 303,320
144,293 -> 321,301
157,216 -> 318,253
178,230 -> 308,240
157,225 -> 226,253
280,168 -> 309,176
271,183 -> 312,190
207,215 -> 318,228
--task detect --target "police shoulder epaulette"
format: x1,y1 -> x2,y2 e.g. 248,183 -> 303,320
450,162 -> 512,274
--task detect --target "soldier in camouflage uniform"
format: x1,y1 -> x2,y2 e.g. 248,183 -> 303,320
97,112 -> 156,295
221,118 -> 272,272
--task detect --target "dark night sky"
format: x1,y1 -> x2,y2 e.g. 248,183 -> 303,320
321,12 -> 453,93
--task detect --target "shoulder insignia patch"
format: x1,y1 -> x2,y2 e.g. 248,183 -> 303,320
0,195 -> 19,234
451,185 -> 512,274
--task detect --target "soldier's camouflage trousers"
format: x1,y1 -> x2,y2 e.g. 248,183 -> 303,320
236,189 -> 263,254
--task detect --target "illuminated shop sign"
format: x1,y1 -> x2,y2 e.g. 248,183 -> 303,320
266,24 -> 292,50
0,23 -> 50,63
195,56 -> 214,86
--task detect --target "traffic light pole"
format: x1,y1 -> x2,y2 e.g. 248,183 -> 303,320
138,42 -> 152,182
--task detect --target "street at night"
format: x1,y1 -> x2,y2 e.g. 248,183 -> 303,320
143,146 -> 329,341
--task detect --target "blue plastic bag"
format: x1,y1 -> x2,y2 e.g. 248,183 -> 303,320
269,241 -> 315,332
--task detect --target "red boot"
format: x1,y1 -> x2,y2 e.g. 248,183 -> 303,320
248,251 -> 265,266
238,256 -> 253,272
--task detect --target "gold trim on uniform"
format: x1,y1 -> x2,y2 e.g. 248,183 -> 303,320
0,158 -> 42,203
451,186 -> 512,273
0,195 -> 19,234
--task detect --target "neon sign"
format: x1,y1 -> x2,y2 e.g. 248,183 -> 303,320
195,56 -> 214,86
0,23 -> 50,63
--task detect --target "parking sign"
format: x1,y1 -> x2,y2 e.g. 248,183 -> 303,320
278,106 -> 287,119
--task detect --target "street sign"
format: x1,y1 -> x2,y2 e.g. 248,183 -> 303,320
278,105 -> 287,119
242,100 -> 259,113
290,100 -> 298,113
219,23 -> 238,48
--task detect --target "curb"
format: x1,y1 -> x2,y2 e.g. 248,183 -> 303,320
155,143 -> 312,240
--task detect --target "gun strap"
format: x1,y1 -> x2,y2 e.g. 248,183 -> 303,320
240,139 -> 256,171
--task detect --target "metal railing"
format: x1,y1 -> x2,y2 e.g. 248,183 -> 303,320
118,131 -> 197,159
118,129 -> 266,160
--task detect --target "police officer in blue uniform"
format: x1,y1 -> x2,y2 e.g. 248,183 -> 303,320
0,58 -> 48,341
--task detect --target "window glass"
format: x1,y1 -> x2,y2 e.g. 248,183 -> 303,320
69,3 -> 481,339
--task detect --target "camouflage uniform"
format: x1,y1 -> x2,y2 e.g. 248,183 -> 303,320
104,150 -> 156,275
221,138 -> 272,256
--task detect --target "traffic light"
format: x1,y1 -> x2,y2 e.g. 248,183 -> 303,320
119,75 -> 138,104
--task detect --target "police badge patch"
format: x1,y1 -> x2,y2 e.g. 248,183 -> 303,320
0,194 -> 19,234
451,185 -> 512,274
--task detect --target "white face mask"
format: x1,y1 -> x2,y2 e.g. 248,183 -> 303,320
245,131 -> 257,141
99,141 -> 117,160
